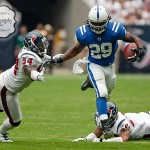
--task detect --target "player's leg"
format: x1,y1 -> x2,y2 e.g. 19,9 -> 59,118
87,63 -> 114,139
81,74 -> 93,91
105,64 -> 116,101
0,80 -> 4,112
0,86 -> 22,142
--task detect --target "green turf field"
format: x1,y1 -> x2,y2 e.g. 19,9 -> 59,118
0,74 -> 150,149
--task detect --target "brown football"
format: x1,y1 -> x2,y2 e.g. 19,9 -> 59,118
123,43 -> 137,60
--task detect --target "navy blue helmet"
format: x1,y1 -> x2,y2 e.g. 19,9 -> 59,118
24,30 -> 49,56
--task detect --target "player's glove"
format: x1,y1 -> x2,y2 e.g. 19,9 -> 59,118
43,60 -> 54,67
43,54 -> 64,66
30,70 -> 44,82
43,54 -> 63,67
72,137 -> 87,142
51,54 -> 64,65
127,47 -> 145,62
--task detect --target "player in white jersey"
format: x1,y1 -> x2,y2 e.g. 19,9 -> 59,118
73,102 -> 150,142
0,30 -> 51,142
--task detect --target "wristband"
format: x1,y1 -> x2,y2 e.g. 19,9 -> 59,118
30,70 -> 40,81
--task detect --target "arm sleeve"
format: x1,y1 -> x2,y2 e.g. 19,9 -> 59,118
75,27 -> 86,46
116,23 -> 126,40
103,137 -> 123,142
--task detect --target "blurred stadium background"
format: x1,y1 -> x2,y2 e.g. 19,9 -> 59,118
0,0 -> 150,74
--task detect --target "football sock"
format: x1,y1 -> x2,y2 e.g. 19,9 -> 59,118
96,97 -> 108,120
0,118 -> 14,134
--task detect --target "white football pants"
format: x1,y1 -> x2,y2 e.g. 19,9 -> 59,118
87,62 -> 116,100
0,79 -> 22,124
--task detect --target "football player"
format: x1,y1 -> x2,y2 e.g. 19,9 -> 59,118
73,102 -> 150,142
47,5 -> 145,139
0,30 -> 51,142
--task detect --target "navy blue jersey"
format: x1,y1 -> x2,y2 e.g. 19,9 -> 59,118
76,22 -> 126,66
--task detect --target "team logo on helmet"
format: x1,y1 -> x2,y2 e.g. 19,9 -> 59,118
31,35 -> 36,43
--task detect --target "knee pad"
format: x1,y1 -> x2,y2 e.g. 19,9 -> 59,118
10,120 -> 21,127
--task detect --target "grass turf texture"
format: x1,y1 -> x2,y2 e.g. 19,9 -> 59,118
0,74 -> 150,149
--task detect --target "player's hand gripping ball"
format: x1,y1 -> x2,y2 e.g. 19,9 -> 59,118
123,43 -> 137,62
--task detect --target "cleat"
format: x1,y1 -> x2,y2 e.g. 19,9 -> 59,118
0,133 -> 13,142
101,119 -> 114,139
81,75 -> 93,91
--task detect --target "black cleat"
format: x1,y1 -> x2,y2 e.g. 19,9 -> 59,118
81,75 -> 93,91
101,119 -> 114,139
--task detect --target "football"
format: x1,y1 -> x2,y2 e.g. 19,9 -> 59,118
123,43 -> 137,61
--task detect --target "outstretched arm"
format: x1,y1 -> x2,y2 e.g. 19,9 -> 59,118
22,65 -> 44,82
49,42 -> 86,65
72,127 -> 102,142
101,126 -> 130,142
62,41 -> 86,61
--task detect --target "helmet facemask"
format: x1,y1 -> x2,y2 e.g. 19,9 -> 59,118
31,37 -> 49,56
88,19 -> 109,34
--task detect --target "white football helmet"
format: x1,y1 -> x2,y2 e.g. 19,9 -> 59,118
88,5 -> 111,34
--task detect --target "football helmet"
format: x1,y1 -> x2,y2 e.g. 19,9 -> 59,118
107,102 -> 118,126
88,5 -> 111,34
24,30 -> 49,57
95,102 -> 118,127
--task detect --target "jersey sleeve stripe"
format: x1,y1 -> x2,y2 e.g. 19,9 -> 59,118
83,25 -> 86,33
112,22 -> 117,31
115,23 -> 120,33
80,25 -> 86,35
80,26 -> 84,35
117,119 -> 125,132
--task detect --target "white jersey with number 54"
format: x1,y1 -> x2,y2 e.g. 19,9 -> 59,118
0,48 -> 44,93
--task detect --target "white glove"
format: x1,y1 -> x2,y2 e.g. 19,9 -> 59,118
53,53 -> 64,59
37,75 -> 44,82
43,54 -> 64,67
30,70 -> 44,82
72,137 -> 87,142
